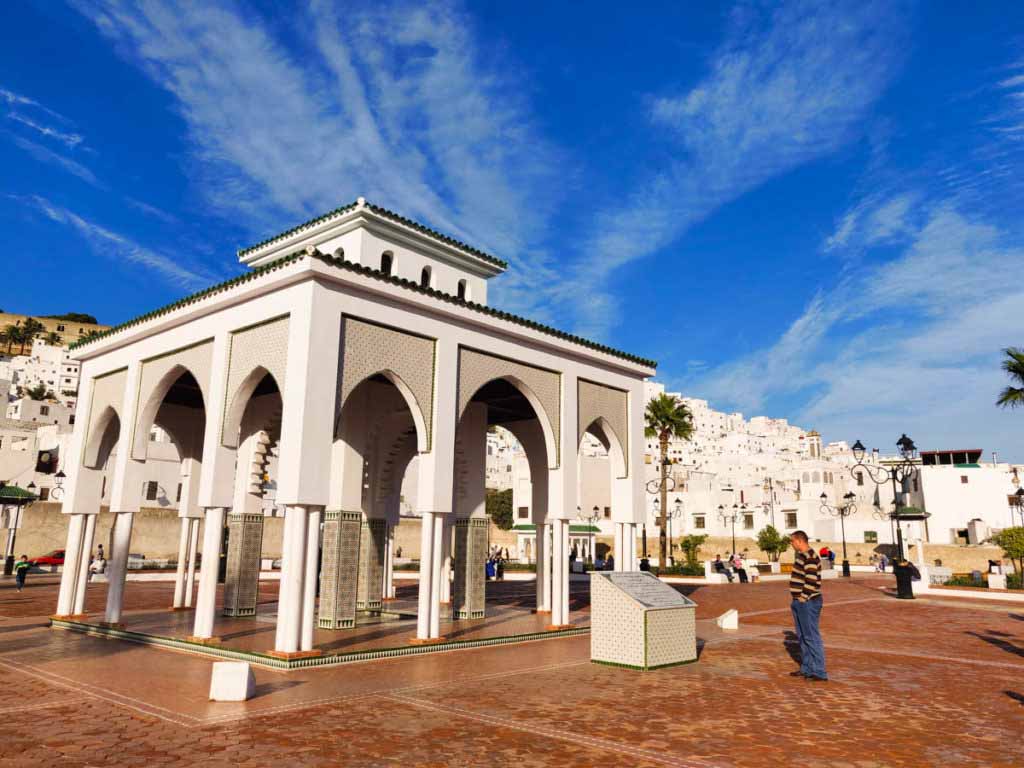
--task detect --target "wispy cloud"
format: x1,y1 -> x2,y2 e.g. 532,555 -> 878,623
10,135 -> 102,187
571,0 -> 907,337
7,112 -> 85,148
21,195 -> 216,288
71,0 -> 561,312
125,197 -> 178,225
0,86 -> 68,122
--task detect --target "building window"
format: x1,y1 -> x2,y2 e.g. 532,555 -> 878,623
420,266 -> 432,288
864,531 -> 878,543
960,475 -> 968,484
812,471 -> 820,483
743,513 -> 754,530
39,487 -> 50,501
785,512 -> 798,529
517,506 -> 529,519
603,506 -> 611,519
694,516 -> 705,529
912,478 -> 919,492
333,247 -> 344,261
856,471 -> 864,486
145,481 -> 159,501
57,324 -> 65,331
40,405 -> 50,416
457,279 -> 467,300
176,483 -> 183,503
380,251 -> 393,276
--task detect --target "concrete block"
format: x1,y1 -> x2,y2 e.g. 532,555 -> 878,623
209,662 -> 256,702
716,609 -> 738,631
988,573 -> 1007,590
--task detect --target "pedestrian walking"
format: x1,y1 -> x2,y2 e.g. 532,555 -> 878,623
789,530 -> 827,682
14,555 -> 30,592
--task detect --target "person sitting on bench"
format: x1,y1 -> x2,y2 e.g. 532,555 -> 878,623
713,554 -> 735,582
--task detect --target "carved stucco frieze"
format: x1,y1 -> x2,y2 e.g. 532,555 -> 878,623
223,316 -> 290,440
578,379 -> 628,477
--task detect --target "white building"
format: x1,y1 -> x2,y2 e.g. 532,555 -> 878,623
0,338 -> 82,409
7,397 -> 75,429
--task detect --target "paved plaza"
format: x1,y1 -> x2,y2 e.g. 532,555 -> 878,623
1,575 -> 1022,767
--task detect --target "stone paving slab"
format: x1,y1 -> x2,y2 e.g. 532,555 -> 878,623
1,575 -> 1022,767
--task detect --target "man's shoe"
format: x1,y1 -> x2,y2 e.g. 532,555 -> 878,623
807,675 -> 829,682
789,671 -> 808,678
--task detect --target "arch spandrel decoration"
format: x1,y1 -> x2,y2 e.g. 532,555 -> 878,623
222,316 -> 290,442
339,317 -> 436,451
131,340 -> 213,459
84,367 -> 127,463
578,379 -> 629,477
457,348 -> 561,465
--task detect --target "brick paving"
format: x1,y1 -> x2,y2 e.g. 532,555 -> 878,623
1,574 -> 1022,767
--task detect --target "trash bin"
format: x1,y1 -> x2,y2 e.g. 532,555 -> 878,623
893,561 -> 915,599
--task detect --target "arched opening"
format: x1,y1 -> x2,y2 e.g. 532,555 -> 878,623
420,266 -> 432,289
84,406 -> 121,470
334,247 -> 345,261
230,372 -> 282,516
380,251 -> 394,276
577,417 -> 628,568
457,279 -> 468,301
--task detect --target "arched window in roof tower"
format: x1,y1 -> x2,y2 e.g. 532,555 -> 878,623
420,266 -> 432,288
457,279 -> 467,300
334,247 -> 345,261
380,251 -> 393,276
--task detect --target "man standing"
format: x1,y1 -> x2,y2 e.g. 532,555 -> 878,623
789,531 -> 827,681
14,555 -> 30,592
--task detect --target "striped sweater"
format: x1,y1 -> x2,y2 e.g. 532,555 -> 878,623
789,549 -> 821,601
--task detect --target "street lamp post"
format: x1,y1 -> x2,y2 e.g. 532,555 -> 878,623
1014,488 -> 1024,527
646,459 -> 677,567
718,504 -> 740,556
762,476 -> 776,528
576,505 -> 600,566
849,435 -> 920,560
820,491 -> 856,577
666,497 -> 684,566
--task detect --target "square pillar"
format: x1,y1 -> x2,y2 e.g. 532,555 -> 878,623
535,522 -> 548,612
222,512 -> 265,617
72,513 -> 96,616
453,518 -> 487,619
357,518 -> 386,612
318,510 -> 361,629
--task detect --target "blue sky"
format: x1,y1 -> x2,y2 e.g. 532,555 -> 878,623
3,1 -> 1023,460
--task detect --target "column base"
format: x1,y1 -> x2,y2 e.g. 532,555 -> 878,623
381,597 -> 398,602
98,622 -> 126,630
50,614 -> 89,622
170,606 -> 192,612
408,635 -> 448,646
545,624 -> 574,631
534,609 -> 551,615
267,649 -> 323,661
185,635 -> 222,645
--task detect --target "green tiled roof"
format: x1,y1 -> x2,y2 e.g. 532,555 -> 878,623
0,484 -> 37,502
237,199 -> 509,270
69,248 -> 657,368
512,524 -> 602,533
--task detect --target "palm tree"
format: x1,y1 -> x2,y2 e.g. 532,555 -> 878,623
44,331 -> 61,346
997,347 -> 1024,409
0,324 -> 18,354
645,393 -> 694,568
18,318 -> 44,353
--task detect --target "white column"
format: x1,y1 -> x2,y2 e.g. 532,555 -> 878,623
104,511 -> 134,624
560,519 -> 570,622
416,511 -> 435,640
274,505 -> 308,654
191,507 -> 225,639
383,524 -> 395,599
300,507 -> 321,652
535,523 -> 548,611
72,514 -> 96,615
550,518 -> 564,626
184,519 -> 200,608
55,513 -> 86,616
172,518 -> 191,608
544,524 -> 553,613
430,512 -> 444,638
613,523 -> 622,572
628,524 -> 638,571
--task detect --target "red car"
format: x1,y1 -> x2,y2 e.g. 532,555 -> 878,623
29,550 -> 65,566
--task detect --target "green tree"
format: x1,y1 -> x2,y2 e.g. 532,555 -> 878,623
0,324 -> 20,354
678,533 -> 708,569
989,527 -> 1024,589
997,347 -> 1024,409
18,318 -> 45,353
43,312 -> 99,324
485,488 -> 514,531
25,383 -> 49,401
645,393 -> 694,567
756,525 -> 790,562
44,331 -> 62,346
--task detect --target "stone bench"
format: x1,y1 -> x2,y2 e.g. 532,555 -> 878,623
703,561 -> 731,584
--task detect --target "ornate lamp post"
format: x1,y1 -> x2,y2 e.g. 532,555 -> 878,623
576,505 -> 600,566
1014,487 -> 1024,527
665,497 -> 684,566
646,458 -> 677,567
762,476 -> 776,528
820,491 -> 855,577
718,504 -> 740,556
849,435 -> 919,560
1,481 -> 38,575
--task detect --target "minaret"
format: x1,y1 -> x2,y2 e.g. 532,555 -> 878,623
807,430 -> 822,459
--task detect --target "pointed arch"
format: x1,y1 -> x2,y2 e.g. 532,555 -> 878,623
466,375 -> 558,470
337,369 -> 428,453
222,366 -> 280,448
131,364 -> 206,460
84,405 -> 121,469
581,416 -> 627,480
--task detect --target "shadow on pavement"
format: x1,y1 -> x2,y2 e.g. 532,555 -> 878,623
966,631 -> 1024,658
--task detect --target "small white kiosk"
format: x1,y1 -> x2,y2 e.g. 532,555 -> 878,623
590,572 -> 697,670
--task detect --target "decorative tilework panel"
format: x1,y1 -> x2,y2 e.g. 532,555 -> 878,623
356,519 -> 386,611
339,317 -> 436,451
222,513 -> 264,617
457,348 -> 561,465
645,607 -> 697,667
590,573 -> 645,668
319,510 -> 361,629
452,518 -> 487,619
577,379 -> 628,477
223,316 -> 290,442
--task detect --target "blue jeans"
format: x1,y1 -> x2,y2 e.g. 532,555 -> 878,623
791,598 -> 827,679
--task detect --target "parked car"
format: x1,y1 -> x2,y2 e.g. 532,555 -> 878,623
29,550 -> 65,566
